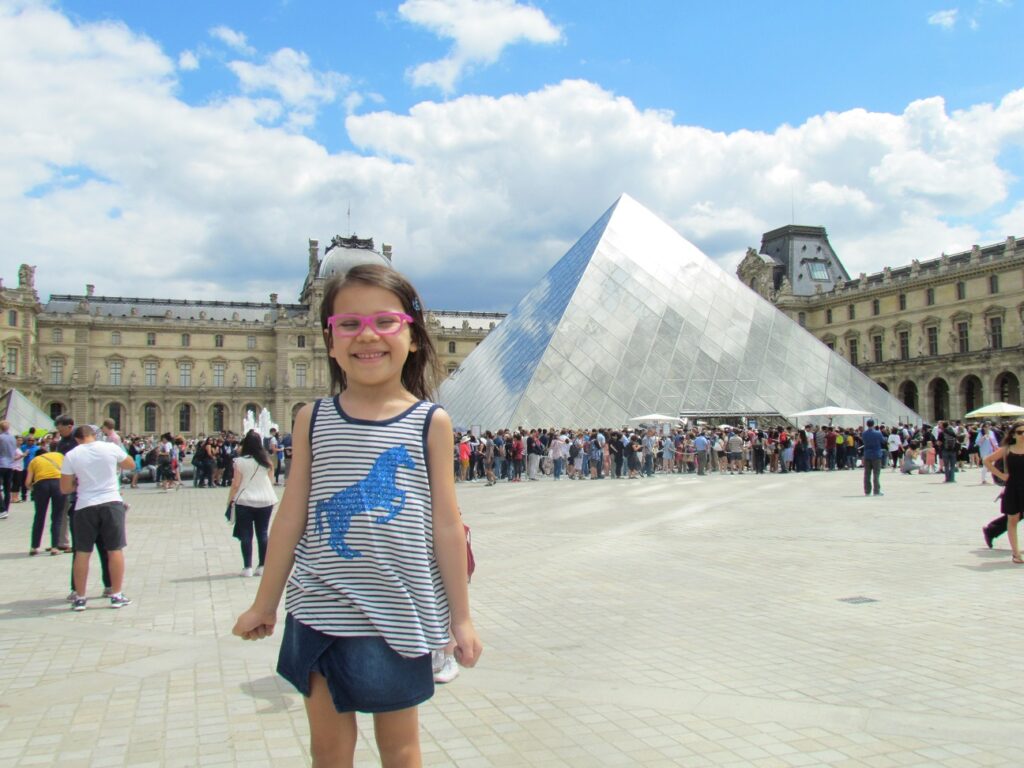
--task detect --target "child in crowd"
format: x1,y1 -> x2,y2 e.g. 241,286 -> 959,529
233,264 -> 481,766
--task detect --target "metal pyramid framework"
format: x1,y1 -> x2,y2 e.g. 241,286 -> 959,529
439,194 -> 919,429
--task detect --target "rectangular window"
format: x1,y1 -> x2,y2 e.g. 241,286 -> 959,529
109,360 -> 122,386
214,334 -> 224,348
181,333 -> 190,347
297,335 -> 306,348
825,308 -> 832,324
990,317 -> 1003,350
848,338 -> 858,366
927,327 -> 939,357
990,274 -> 1000,294
179,362 -> 192,387
146,332 -> 156,346
111,331 -> 121,346
898,331 -> 909,361
5,348 -> 17,376
926,287 -> 935,306
872,335 -> 883,363
49,358 -> 63,385
808,262 -> 828,280
247,335 -> 256,350
52,328 -> 63,343
213,362 -> 225,388
956,281 -> 966,300
295,363 -> 307,389
957,321 -> 969,353
871,298 -> 880,316
7,310 -> 17,327
898,293 -> 907,311
847,304 -> 855,320
144,361 -> 157,386
245,362 -> 257,388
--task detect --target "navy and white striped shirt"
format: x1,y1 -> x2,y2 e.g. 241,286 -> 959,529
285,397 -> 450,658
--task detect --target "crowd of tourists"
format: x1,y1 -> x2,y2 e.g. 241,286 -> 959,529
451,420 -> 1003,483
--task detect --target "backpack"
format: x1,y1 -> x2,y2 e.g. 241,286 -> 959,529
569,442 -> 580,459
942,431 -> 958,452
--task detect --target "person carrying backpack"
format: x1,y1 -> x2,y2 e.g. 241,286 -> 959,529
940,421 -> 959,483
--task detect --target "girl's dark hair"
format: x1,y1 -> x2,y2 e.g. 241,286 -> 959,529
319,263 -> 441,400
1001,420 -> 1024,447
240,430 -> 272,468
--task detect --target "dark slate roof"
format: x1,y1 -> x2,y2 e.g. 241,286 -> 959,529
43,295 -> 307,323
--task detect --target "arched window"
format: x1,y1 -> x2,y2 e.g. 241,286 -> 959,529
143,402 -> 158,433
49,402 -> 65,420
107,403 -> 123,431
211,403 -> 226,433
448,341 -> 457,354
179,403 -> 192,433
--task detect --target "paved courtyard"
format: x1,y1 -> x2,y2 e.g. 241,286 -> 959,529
0,466 -> 1022,767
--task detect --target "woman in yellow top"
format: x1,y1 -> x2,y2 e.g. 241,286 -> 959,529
25,450 -> 67,555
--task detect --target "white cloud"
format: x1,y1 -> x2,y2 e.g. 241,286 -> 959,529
178,49 -> 199,71
3,4 -> 1024,315
399,0 -> 562,93
209,25 -> 255,56
928,9 -> 959,28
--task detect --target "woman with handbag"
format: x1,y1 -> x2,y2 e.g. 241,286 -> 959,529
983,420 -> 1024,563
227,431 -> 278,576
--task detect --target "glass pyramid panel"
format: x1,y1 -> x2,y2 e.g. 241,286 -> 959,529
440,194 -> 919,429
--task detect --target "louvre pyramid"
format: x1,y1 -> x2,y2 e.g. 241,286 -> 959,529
439,194 -> 919,430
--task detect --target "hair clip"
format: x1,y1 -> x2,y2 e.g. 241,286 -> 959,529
412,298 -> 421,312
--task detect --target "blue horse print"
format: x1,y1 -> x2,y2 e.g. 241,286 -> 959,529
314,444 -> 416,559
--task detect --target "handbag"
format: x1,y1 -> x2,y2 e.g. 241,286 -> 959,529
224,502 -> 235,524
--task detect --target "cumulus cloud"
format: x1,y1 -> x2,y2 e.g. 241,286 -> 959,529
209,24 -> 255,55
3,4 -> 1024,314
399,0 -> 562,93
928,9 -> 959,28
178,49 -> 199,70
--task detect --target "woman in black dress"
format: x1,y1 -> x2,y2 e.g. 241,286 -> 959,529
984,420 -> 1024,563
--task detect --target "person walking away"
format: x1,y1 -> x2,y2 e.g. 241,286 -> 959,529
976,424 -> 1000,485
25,446 -> 66,555
60,425 -> 136,610
228,431 -> 278,577
887,428 -> 902,471
0,420 -> 17,519
940,421 -> 959,483
232,264 -> 480,767
983,421 -> 1024,562
861,419 -> 886,496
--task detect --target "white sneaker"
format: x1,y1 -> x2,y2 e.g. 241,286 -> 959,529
433,654 -> 460,684
254,566 -> 264,576
431,649 -> 445,674
241,567 -> 254,577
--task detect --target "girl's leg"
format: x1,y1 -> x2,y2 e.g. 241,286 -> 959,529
1009,514 -> 1022,561
305,673 -> 358,768
255,508 -> 272,566
373,707 -> 422,768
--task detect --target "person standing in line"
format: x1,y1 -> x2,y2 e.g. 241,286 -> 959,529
976,424 -> 1000,485
861,419 -> 886,496
983,421 -> 1024,562
232,264 -> 480,766
228,431 -> 278,577
887,427 -> 903,472
940,421 -> 959,483
693,431 -> 709,476
526,429 -> 542,481
25,446 -> 66,555
53,415 -> 77,550
60,425 -> 136,611
0,420 -> 17,520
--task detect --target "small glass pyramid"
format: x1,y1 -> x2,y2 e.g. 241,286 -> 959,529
439,194 -> 919,429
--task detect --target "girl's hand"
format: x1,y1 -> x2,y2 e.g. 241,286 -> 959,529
451,619 -> 482,667
232,607 -> 277,640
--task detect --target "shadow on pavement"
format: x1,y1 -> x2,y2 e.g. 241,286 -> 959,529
240,675 -> 297,714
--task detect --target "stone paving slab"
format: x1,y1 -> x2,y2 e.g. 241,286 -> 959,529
0,467 -> 1021,766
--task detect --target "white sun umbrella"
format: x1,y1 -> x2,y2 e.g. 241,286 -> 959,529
789,406 -> 872,419
964,402 -> 1024,419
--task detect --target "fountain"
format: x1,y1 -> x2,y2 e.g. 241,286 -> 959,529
242,407 -> 279,438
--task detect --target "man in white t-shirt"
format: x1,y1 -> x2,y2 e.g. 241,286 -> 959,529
60,425 -> 136,612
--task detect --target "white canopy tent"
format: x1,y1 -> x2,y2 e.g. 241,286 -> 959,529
964,402 -> 1024,419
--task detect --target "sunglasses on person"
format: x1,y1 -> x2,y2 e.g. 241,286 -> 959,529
326,312 -> 414,338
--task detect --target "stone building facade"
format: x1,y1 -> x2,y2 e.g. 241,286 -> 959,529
738,225 -> 1023,423
0,238 -> 503,436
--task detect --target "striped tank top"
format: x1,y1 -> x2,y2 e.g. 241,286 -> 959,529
285,397 -> 450,658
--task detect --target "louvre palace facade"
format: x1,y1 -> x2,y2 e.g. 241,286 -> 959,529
0,238 -> 503,436
738,226 -> 1024,424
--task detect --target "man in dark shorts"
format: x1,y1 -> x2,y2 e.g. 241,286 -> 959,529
60,425 -> 136,611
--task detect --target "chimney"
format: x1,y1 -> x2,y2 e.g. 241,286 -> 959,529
86,284 -> 95,297
382,243 -> 393,263
270,292 -> 278,305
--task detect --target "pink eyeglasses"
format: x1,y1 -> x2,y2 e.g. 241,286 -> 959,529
327,311 -> 414,337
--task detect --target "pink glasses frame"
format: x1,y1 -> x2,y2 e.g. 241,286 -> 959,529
326,311 -> 415,337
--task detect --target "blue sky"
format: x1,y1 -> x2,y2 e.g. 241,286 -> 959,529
5,0 -> 1024,310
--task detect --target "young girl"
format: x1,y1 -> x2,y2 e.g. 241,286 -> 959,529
233,264 -> 481,767
984,420 -> 1024,564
